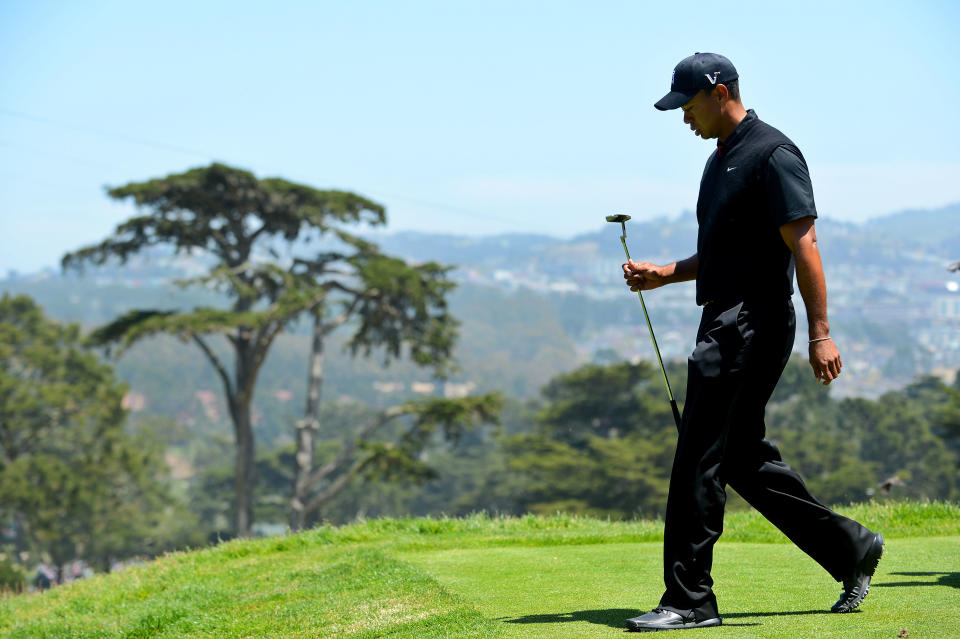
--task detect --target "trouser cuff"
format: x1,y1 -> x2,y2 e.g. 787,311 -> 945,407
657,602 -> 720,623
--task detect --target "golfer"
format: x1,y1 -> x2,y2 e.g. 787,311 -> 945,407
621,53 -> 884,632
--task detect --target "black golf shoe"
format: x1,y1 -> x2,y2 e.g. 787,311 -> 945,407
625,608 -> 722,632
831,532 -> 884,613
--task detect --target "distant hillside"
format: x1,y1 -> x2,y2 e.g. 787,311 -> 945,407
868,202 -> 960,255
22,203 -> 955,282
374,211 -> 700,268
3,200 -> 957,421
0,278 -> 583,445
373,203 -> 958,274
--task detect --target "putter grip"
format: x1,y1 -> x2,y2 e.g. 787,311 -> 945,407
670,399 -> 682,431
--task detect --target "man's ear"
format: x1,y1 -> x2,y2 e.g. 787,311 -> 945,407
714,84 -> 730,103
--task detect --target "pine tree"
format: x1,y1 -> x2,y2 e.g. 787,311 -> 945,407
62,163 -> 386,537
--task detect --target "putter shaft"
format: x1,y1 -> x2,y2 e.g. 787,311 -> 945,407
616,224 -> 682,430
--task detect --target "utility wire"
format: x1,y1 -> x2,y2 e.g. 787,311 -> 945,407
363,190 -> 517,225
0,106 -> 521,227
0,138 -> 131,173
0,107 -> 216,160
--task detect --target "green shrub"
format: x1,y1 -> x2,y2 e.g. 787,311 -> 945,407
0,559 -> 25,593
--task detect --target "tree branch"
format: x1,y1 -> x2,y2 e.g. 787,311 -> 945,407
323,295 -> 364,335
248,223 -> 269,245
304,451 -> 374,514
207,226 -> 233,259
323,279 -> 367,298
246,321 -> 286,398
292,256 -> 353,279
251,283 -> 330,359
190,333 -> 236,405
307,404 -> 410,487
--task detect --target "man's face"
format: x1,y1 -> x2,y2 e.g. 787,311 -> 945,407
681,88 -> 722,139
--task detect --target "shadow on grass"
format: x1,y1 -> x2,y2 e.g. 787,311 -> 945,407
497,609 -> 759,629
874,572 -> 960,590
722,610 -> 830,619
497,609 -> 635,629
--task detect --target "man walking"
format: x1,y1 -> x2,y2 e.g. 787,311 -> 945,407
621,53 -> 884,632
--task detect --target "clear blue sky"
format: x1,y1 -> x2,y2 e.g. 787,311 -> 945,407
2,0 -> 958,273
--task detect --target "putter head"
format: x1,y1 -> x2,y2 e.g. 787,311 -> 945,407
606,214 -> 630,240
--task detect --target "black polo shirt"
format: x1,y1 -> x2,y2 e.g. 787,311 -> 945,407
695,110 -> 817,306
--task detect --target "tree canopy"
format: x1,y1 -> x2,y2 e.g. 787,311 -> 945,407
61,163 -> 472,537
0,295 -> 193,576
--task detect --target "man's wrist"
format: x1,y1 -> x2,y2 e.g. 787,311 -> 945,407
659,264 -> 674,284
808,320 -> 829,340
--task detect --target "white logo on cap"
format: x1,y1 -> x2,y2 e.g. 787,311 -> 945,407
705,71 -> 720,84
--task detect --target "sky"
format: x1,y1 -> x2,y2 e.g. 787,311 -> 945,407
2,0 -> 959,274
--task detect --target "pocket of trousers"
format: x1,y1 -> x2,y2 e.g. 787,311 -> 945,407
690,301 -> 746,378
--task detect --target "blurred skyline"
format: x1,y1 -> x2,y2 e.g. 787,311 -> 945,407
2,0 -> 959,274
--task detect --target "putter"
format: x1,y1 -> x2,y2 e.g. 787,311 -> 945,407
606,214 -> 682,430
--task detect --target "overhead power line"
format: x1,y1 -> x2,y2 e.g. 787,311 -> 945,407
0,107 -> 216,160
0,106 -> 521,227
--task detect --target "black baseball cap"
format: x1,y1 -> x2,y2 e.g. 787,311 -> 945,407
654,52 -> 739,111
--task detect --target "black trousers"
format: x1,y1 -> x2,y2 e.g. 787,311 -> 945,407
658,298 -> 876,621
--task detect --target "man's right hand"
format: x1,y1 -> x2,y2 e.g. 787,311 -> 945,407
622,260 -> 669,291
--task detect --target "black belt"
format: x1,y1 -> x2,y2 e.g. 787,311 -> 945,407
700,295 -> 791,308
699,296 -> 743,308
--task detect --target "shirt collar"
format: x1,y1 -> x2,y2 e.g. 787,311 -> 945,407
717,109 -> 757,157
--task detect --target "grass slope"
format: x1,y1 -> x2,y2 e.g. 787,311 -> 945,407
0,544 -> 493,639
2,501 -> 958,638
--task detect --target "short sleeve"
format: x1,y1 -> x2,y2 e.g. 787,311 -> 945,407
765,145 -> 818,227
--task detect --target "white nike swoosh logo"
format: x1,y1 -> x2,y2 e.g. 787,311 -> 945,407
726,166 -> 737,172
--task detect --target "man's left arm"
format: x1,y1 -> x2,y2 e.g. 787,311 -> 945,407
779,218 -> 842,385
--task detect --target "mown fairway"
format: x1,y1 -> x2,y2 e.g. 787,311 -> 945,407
403,537 -> 960,638
1,502 -> 958,638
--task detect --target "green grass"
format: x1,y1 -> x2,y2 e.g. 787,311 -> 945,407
312,500 -> 960,549
402,538 -> 960,638
2,501 -> 959,638
0,544 -> 494,639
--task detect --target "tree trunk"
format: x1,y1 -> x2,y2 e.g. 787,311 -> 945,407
233,394 -> 256,538
227,291 -> 259,539
94,554 -> 112,574
290,306 -> 325,531
195,315 -> 271,539
13,512 -> 27,559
